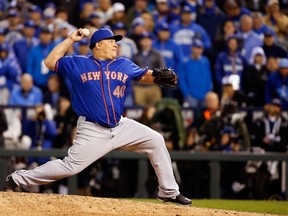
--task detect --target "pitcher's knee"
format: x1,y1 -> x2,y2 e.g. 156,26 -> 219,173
150,131 -> 166,148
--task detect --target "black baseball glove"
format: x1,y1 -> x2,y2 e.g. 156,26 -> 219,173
152,68 -> 177,87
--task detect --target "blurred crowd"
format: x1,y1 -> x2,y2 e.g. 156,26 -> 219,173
0,0 -> 288,200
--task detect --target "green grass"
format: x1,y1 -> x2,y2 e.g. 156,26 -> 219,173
134,199 -> 288,215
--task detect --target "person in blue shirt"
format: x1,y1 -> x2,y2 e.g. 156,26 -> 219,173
178,39 -> 213,108
13,20 -> 39,73
170,5 -> 212,57
9,73 -> 43,106
153,22 -> 184,100
252,12 -> 277,41
265,58 -> 288,109
26,27 -> 56,93
196,0 -> 225,43
214,35 -> 247,94
237,14 -> 263,62
0,43 -> 20,104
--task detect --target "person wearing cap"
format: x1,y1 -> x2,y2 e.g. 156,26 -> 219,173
196,0 -> 225,43
178,39 -> 213,108
95,0 -> 114,25
152,0 -> 170,27
3,27 -> 192,206
170,5 -> 211,56
126,0 -> 150,29
4,9 -> 23,47
0,43 -> 21,104
13,20 -> 39,72
262,28 -> 287,59
251,98 -> 288,153
28,5 -> 42,35
223,0 -> 251,28
111,22 -> 137,59
26,26 -> 56,92
266,58 -> 288,109
153,22 -> 184,100
264,0 -> 288,43
214,35 -> 247,94
133,31 -> 165,106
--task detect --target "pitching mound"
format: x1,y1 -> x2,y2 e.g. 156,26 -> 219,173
0,192 -> 277,216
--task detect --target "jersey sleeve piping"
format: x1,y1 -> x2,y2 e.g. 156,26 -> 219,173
136,67 -> 149,82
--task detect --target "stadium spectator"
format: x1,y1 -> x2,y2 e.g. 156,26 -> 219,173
213,19 -> 237,54
199,102 -> 251,151
252,12 -> 277,41
54,1 -> 79,27
111,22 -> 138,59
220,76 -> 247,108
9,73 -> 42,106
265,56 -> 279,75
75,37 -> 91,56
0,28 -> 8,44
22,104 -> 57,166
214,35 -> 247,94
167,0 -> 181,25
0,43 -> 20,104
153,22 -> 184,100
196,0 -> 225,43
251,99 -> 288,152
78,2 -> 95,28
249,99 -> 288,199
126,0 -> 150,29
223,0 -> 251,29
152,0 -> 170,28
26,27 -> 55,93
170,5 -> 211,56
87,12 -> 104,29
106,2 -> 127,27
129,17 -> 149,50
264,0 -> 288,46
179,39 -> 213,108
95,0 -> 113,25
27,5 -> 43,37
237,14 -> 263,62
132,32 -> 164,106
243,46 -> 268,107
141,11 -> 155,33
265,58 -> 288,109
262,28 -> 287,58
4,9 -> 23,47
13,20 -> 39,73
43,74 -> 63,108
53,96 -> 78,149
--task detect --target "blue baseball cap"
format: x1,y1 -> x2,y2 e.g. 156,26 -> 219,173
111,22 -> 127,30
139,32 -> 153,40
157,22 -> 169,32
279,58 -> 288,68
0,28 -> 8,35
29,5 -> 42,13
0,43 -> 9,51
89,28 -> 122,50
79,38 -> 89,46
192,39 -> 204,48
24,20 -> 36,28
182,5 -> 192,13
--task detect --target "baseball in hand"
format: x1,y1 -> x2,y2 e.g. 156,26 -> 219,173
80,28 -> 90,36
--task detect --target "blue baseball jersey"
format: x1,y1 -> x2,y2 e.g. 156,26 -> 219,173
56,55 -> 148,127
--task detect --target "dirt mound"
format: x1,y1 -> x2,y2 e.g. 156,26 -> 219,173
0,192 -> 277,216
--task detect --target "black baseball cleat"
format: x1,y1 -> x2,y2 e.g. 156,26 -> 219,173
157,194 -> 192,206
3,175 -> 18,192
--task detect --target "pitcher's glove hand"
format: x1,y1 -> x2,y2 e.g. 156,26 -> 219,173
152,68 -> 177,87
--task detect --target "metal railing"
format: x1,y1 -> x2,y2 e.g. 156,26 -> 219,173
0,149 -> 287,199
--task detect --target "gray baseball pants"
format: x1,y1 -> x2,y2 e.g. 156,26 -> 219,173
11,116 -> 179,198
